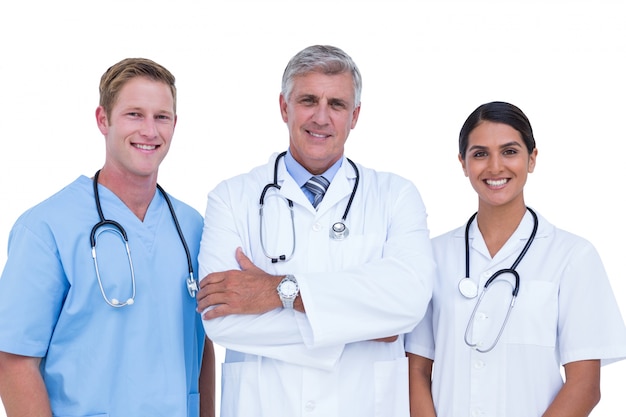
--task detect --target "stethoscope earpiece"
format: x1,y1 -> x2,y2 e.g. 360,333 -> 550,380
111,298 -> 134,306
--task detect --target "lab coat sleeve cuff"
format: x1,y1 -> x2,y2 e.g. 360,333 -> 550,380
224,341 -> 345,371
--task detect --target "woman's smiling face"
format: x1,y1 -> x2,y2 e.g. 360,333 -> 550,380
460,121 -> 537,210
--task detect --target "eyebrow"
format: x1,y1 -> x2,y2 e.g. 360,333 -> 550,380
468,141 -> 523,152
295,94 -> 350,106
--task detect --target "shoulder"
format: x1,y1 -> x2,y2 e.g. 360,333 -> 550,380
15,176 -> 91,225
164,193 -> 202,221
354,162 -> 420,195
159,192 -> 204,240
211,158 -> 273,195
7,177 -> 91,252
534,210 -> 596,252
432,225 -> 464,249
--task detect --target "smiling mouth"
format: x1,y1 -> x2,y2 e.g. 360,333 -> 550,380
133,143 -> 158,151
485,179 -> 508,187
307,130 -> 330,139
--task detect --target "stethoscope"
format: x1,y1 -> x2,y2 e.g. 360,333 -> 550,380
461,207 -> 538,352
90,170 -> 198,307
259,151 -> 359,263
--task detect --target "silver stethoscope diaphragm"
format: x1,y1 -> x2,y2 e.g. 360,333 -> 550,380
330,221 -> 349,240
458,277 -> 478,299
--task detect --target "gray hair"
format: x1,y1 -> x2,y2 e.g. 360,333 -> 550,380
281,45 -> 362,106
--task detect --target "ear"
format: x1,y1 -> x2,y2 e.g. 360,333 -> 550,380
528,148 -> 538,173
279,93 -> 288,123
458,153 -> 468,177
350,104 -> 361,129
95,106 -> 109,135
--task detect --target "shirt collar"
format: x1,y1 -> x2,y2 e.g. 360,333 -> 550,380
284,149 -> 343,188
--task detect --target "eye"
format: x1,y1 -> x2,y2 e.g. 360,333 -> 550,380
503,148 -> 519,156
329,100 -> 347,110
298,96 -> 316,106
472,150 -> 488,158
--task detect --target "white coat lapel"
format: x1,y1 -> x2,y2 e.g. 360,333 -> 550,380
317,160 -> 355,214
275,160 -> 313,210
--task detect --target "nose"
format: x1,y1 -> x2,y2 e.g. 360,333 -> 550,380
487,154 -> 503,172
139,117 -> 158,138
311,103 -> 331,125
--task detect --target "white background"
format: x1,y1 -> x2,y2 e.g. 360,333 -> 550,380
1,1 -> 625,415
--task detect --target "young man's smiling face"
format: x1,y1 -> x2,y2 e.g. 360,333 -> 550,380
96,76 -> 177,180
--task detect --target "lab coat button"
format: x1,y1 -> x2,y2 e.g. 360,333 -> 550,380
483,270 -> 492,278
476,312 -> 487,320
312,222 -> 323,232
473,360 -> 485,369
471,407 -> 484,417
305,401 -> 316,411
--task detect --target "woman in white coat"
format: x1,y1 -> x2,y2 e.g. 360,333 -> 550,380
405,101 -> 626,417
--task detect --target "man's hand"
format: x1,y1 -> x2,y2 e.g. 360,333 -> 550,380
197,248 -> 282,320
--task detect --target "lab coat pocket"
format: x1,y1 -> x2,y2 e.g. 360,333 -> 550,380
330,232 -> 386,269
374,356 -> 410,417
506,280 -> 558,347
220,361 -> 262,417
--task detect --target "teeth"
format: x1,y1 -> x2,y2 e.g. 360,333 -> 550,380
134,144 -> 157,150
309,131 -> 328,138
486,179 -> 507,186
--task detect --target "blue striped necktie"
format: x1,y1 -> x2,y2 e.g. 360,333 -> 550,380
304,175 -> 330,208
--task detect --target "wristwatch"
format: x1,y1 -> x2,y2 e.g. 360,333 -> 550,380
277,275 -> 299,309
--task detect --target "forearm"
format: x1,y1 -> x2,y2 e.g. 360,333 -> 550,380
542,360 -> 600,417
408,353 -> 437,417
199,337 -> 216,417
0,352 -> 51,417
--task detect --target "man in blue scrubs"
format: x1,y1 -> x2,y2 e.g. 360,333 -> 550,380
0,58 -> 214,417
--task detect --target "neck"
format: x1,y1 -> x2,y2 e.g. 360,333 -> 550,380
95,167 -> 157,221
475,202 -> 527,258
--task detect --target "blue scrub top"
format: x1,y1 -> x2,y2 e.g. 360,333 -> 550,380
0,176 -> 205,417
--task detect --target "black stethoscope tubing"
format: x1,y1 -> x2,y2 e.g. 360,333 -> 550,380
463,207 -> 538,297
260,151 -> 360,217
90,170 -> 197,303
462,207 -> 539,352
259,151 -> 360,263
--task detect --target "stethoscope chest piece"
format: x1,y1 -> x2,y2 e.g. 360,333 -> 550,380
458,277 -> 478,299
330,221 -> 349,240
187,275 -> 199,297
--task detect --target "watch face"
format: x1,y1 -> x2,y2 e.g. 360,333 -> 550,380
280,281 -> 298,297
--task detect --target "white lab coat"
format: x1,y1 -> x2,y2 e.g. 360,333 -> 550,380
405,209 -> 626,417
199,153 -> 436,417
